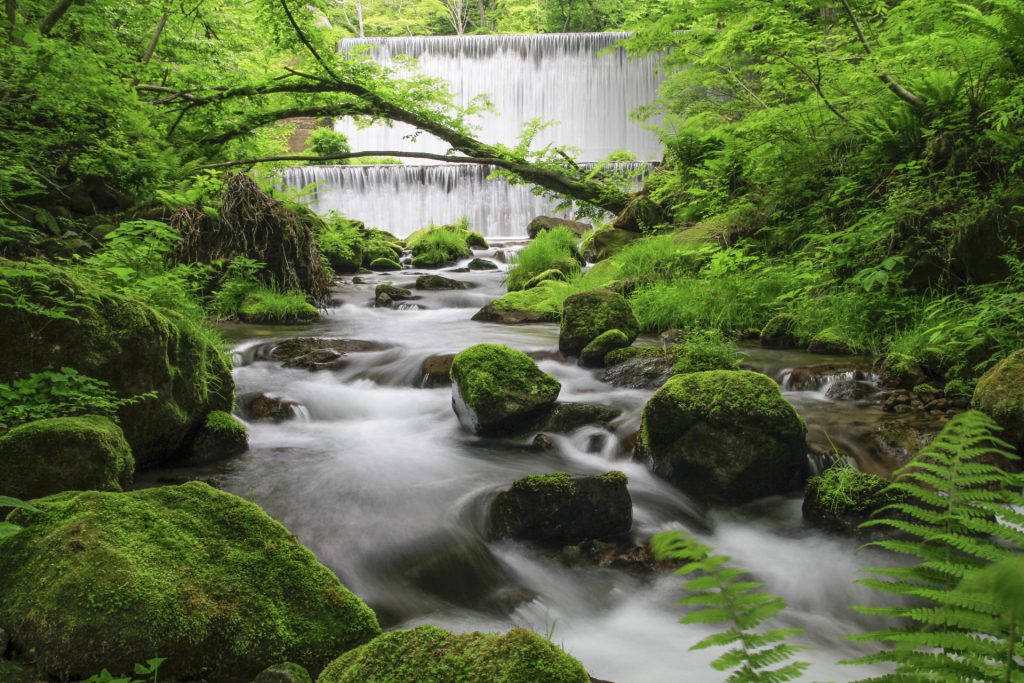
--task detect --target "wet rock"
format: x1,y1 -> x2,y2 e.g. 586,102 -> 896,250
972,348 -> 1024,449
803,466 -> 900,534
451,344 -> 560,435
468,258 -> 499,270
637,370 -> 808,504
579,329 -> 631,368
420,353 -> 456,388
283,348 -> 349,371
601,352 -> 675,390
241,393 -> 303,422
351,276 -> 368,284
559,290 -> 639,356
267,337 -> 388,365
873,419 -> 939,469
759,314 -> 798,348
375,292 -> 393,308
532,433 -> 555,451
416,274 -> 473,290
826,380 -> 878,401
444,267 -> 472,273
527,402 -> 621,433
0,416 -> 133,502
375,284 -> 413,307
880,353 -> 928,389
472,302 -> 560,324
253,663 -> 312,683
396,534 -> 508,608
527,216 -> 592,238
784,368 -> 821,391
583,227 -> 638,262
492,250 -> 508,263
489,471 -> 632,544
189,411 -> 248,463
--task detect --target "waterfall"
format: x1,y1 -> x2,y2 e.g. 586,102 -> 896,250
281,162 -> 652,239
336,32 -> 664,161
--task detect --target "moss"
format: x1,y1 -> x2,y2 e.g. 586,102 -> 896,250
406,225 -> 472,267
318,625 -> 589,683
972,348 -> 1024,447
0,483 -> 380,682
240,289 -> 320,324
944,378 -> 974,398
254,662 -> 314,683
450,344 -> 560,434
559,290 -> 639,355
913,383 -> 939,399
472,286 -> 563,324
515,471 -> 576,494
0,259 -> 233,467
803,465 -> 900,533
190,410 -> 249,462
579,329 -> 631,368
521,268 -> 568,290
807,328 -> 854,355
759,314 -> 798,348
465,231 -> 489,249
368,257 -> 402,271
362,240 -> 403,267
0,415 -> 133,501
0,660 -> 37,683
672,329 -> 739,374
582,226 -> 638,262
317,218 -> 364,274
881,352 -> 926,389
604,345 -> 665,367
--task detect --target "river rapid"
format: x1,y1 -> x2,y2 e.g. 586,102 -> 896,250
146,245 -> 904,682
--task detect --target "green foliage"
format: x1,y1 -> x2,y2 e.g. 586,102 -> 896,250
808,462 -> 894,519
306,128 -> 351,164
408,225 -> 472,266
851,410 -> 1024,681
77,658 -> 166,683
238,286 -> 319,324
672,329 -> 740,374
0,496 -> 39,544
651,530 -> 809,683
507,227 -> 580,291
0,368 -> 154,432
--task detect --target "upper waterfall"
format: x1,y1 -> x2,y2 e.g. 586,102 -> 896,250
336,32 -> 664,162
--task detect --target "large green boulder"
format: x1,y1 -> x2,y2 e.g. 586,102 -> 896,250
559,290 -> 639,356
0,416 -> 133,500
0,483 -> 380,682
579,329 -> 631,368
527,216 -> 592,239
802,465 -> 899,534
583,227 -> 639,262
489,471 -> 632,544
972,349 -> 1024,449
0,260 -> 233,466
472,287 -> 561,324
317,625 -> 589,683
450,344 -> 560,435
637,370 -> 808,504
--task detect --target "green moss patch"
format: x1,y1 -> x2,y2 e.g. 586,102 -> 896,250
239,288 -> 320,324
559,290 -> 639,355
972,348 -> 1024,447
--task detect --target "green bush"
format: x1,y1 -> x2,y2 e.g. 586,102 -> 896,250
238,287 -> 319,324
506,227 -> 580,291
306,128 -> 351,163
672,329 -> 739,374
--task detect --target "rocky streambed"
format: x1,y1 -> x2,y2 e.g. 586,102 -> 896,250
139,246 -> 949,682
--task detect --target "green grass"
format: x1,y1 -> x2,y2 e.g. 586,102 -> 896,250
506,227 -> 581,291
609,234 -> 713,287
238,286 -> 318,323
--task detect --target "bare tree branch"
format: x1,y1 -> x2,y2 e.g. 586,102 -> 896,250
838,0 -> 925,111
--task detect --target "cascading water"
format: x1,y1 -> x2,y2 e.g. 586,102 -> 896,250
336,32 -> 664,160
281,162 -> 651,238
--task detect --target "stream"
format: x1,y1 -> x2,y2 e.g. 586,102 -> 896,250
143,244 -> 920,682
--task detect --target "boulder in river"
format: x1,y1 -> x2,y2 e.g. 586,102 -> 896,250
0,483 -> 380,682
241,392 -> 304,422
374,284 -> 413,308
601,347 -> 675,390
759,314 -> 799,348
807,328 -> 855,355
637,370 -> 808,504
559,290 -> 639,356
468,258 -> 499,271
188,410 -> 249,463
972,348 -> 1024,449
489,471 -> 632,544
318,625 -> 589,683
527,216 -> 592,239
802,465 -> 900,534
579,329 -> 632,368
472,290 -> 560,324
267,338 -> 389,367
416,274 -> 473,290
528,402 -> 621,433
0,416 -> 133,500
450,344 -> 560,435
879,352 -> 928,389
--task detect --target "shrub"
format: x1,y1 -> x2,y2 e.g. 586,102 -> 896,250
238,286 -> 319,324
306,128 -> 351,163
506,227 -> 580,291
672,329 -> 739,374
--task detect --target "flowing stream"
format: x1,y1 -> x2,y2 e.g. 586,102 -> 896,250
141,246 -> 920,682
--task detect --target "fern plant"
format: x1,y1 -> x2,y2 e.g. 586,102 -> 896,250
652,530 -> 809,682
0,495 -> 39,543
849,410 -> 1024,681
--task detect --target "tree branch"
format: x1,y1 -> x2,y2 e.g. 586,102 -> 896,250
39,0 -> 80,36
782,56 -> 849,123
838,0 -> 924,110
132,11 -> 170,87
278,0 -> 340,81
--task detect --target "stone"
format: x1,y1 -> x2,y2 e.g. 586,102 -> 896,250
527,216 -> 592,239
826,380 -> 878,401
189,411 -> 248,463
472,300 -> 560,324
759,314 -> 798,348
283,348 -> 348,371
375,284 -> 413,301
637,370 -> 808,504
0,484 -> 380,682
489,471 -> 632,544
450,344 -> 561,435
528,402 -> 621,433
318,625 -> 588,683
802,466 -> 899,534
468,258 -> 499,270
582,227 -> 638,262
253,663 -> 313,683
415,274 -> 472,290
601,348 -> 675,390
880,353 -> 928,389
972,349 -> 1024,449
420,353 -> 457,388
266,338 -> 389,365
0,416 -> 133,500
559,290 -> 639,356
241,393 -> 303,422
808,328 -> 855,355
579,329 -> 631,368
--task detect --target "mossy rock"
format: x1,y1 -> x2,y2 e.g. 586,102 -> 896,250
604,345 -> 662,367
579,329 -> 631,368
582,227 -> 638,262
759,314 -> 798,348
375,284 -> 413,300
522,268 -> 568,290
465,231 -> 489,249
527,216 -> 592,239
972,349 -> 1024,449
318,625 -> 589,683
637,370 -> 808,504
239,296 -> 320,325
0,483 -> 380,682
489,471 -> 632,544
807,328 -> 855,355
416,274 -> 472,290
802,466 -> 898,534
0,415 -> 133,500
0,259 -> 233,467
254,662 -> 314,683
472,287 -> 561,324
880,352 -> 927,390
559,290 -> 639,356
368,257 -> 402,272
450,344 -> 561,435
189,410 -> 248,463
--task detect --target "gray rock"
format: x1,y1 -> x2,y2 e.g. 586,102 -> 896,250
468,258 -> 499,270
416,274 -> 473,290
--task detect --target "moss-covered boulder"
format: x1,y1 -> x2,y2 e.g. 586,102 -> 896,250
0,260 -> 233,467
582,227 -> 638,262
255,662 -> 314,683
880,352 -> 927,390
0,483 -> 380,682
374,284 -> 413,303
450,344 -> 561,435
0,416 -> 133,500
468,257 -> 498,270
637,370 -> 808,504
759,314 -> 798,348
239,291 -> 320,324
472,287 -> 562,324
972,349 -> 1024,449
489,471 -> 631,544
579,329 -> 631,368
559,290 -> 639,356
807,328 -> 854,355
368,257 -> 402,271
802,465 -> 897,534
522,268 -> 568,290
189,410 -> 248,463
416,274 -> 472,290
318,625 -> 589,683
527,216 -> 592,239
465,231 -> 489,249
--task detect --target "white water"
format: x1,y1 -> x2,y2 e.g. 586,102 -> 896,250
336,32 -> 664,161
280,162 -> 650,238
183,257 -> 893,682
